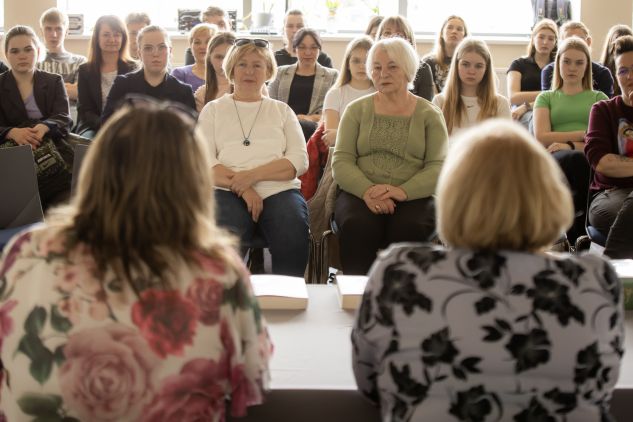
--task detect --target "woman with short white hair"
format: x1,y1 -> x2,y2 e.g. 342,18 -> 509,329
332,37 -> 448,275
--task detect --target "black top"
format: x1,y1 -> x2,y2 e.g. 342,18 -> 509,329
274,48 -> 333,69
0,70 -> 71,143
101,69 -> 197,123
76,60 -> 138,135
287,74 -> 316,115
411,60 -> 434,102
541,61 -> 614,98
507,56 -> 547,92
184,47 -> 195,66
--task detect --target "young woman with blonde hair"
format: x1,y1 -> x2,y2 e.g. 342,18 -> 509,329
171,23 -> 217,92
432,38 -> 511,136
422,15 -> 468,93
0,104 -> 271,421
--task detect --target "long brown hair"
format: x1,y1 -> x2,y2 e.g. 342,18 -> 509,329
552,37 -> 593,91
203,32 -> 236,106
433,15 -> 468,71
601,24 -> 633,96
57,104 -> 236,291
334,36 -> 373,88
441,38 -> 499,134
87,15 -> 135,75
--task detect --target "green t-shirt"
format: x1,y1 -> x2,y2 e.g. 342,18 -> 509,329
534,89 -> 608,132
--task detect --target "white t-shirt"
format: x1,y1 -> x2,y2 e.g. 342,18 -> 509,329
432,93 -> 512,136
198,95 -> 308,199
323,84 -> 375,115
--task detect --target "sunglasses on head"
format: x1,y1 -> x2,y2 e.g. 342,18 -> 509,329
234,38 -> 270,48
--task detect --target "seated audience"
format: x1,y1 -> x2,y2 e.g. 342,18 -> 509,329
600,24 -> 633,97
332,38 -> 447,275
375,15 -> 434,101
323,36 -> 375,147
422,15 -> 469,94
507,18 -> 558,131
364,15 -> 383,40
269,28 -> 338,140
125,12 -> 151,60
102,26 -> 196,122
0,25 -> 72,208
184,6 -> 228,65
37,8 -> 86,114
274,9 -> 333,68
171,23 -> 217,93
542,21 -> 614,98
76,15 -> 137,138
0,103 -> 271,421
195,31 -> 236,112
433,38 -> 511,136
585,35 -> 633,258
198,38 -> 309,277
352,119 -> 624,421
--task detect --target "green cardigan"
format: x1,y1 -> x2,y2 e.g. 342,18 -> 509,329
332,94 -> 448,200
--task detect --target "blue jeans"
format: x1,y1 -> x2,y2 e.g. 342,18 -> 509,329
215,189 -> 309,276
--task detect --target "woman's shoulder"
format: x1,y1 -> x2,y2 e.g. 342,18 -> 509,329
1,224 -> 69,275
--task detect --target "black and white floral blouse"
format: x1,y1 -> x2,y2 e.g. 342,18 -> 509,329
352,243 -> 624,422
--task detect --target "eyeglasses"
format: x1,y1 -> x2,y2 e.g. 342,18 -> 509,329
141,44 -> 169,55
234,38 -> 269,48
617,66 -> 633,77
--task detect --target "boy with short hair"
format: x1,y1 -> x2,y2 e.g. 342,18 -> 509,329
38,8 -> 87,104
126,12 -> 151,60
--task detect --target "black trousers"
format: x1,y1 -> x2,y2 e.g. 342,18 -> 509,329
589,187 -> 633,259
334,190 -> 436,275
552,150 -> 590,243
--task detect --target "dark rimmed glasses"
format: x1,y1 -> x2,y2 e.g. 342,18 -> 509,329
234,38 -> 270,48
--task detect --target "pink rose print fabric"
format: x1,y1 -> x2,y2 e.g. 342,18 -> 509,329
0,227 -> 271,422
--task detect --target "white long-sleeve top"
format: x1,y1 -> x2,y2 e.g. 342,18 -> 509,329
198,94 -> 308,199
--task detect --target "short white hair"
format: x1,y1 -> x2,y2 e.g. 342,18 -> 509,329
367,37 -> 419,85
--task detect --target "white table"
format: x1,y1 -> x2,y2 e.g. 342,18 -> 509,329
228,285 -> 632,422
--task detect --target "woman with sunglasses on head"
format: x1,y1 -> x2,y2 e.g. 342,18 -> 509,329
0,25 -> 72,208
101,25 -> 196,122
432,38 -> 511,137
375,15 -> 434,101
0,104 -> 271,421
269,28 -> 338,140
422,15 -> 468,94
76,15 -> 137,138
198,38 -> 309,277
171,23 -> 217,94
332,37 -> 448,275
585,35 -> 633,258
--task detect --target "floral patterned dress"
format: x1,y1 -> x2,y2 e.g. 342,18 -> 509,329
0,226 -> 271,422
352,243 -> 624,422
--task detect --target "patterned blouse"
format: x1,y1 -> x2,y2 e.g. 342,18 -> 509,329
0,226 -> 271,422
352,243 -> 624,422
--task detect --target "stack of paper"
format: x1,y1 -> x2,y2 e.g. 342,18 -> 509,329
251,275 -> 309,310
335,275 -> 368,310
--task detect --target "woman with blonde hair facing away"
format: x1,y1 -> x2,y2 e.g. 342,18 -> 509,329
0,104 -> 271,420
194,31 -> 236,112
199,39 -> 309,277
375,15 -> 434,101
76,15 -> 137,138
422,15 -> 468,94
432,38 -> 511,136
332,37 -> 447,275
600,24 -> 633,97
352,119 -> 623,421
322,36 -> 375,146
507,18 -> 558,130
171,23 -> 217,93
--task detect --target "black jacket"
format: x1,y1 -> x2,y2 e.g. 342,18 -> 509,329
101,69 -> 197,123
76,60 -> 137,135
0,70 -> 71,143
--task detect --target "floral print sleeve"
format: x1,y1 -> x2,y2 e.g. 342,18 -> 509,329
352,243 -> 624,422
0,227 -> 271,422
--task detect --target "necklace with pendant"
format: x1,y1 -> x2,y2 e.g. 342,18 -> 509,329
233,96 -> 264,146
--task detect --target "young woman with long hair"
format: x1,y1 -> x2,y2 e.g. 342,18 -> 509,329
432,38 -> 511,136
600,24 -> 633,96
422,15 -> 468,94
194,31 -> 236,112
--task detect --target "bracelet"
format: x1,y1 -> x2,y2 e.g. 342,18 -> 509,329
523,101 -> 532,111
565,141 -> 576,150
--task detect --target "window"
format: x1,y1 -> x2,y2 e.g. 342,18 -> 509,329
60,0 -> 242,31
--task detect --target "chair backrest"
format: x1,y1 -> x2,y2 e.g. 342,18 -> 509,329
70,143 -> 90,196
0,145 -> 44,228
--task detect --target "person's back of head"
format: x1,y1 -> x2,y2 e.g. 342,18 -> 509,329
437,119 -> 573,251
62,101 -> 231,283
